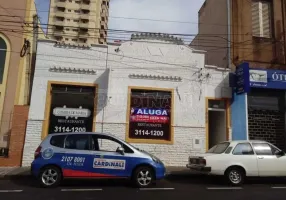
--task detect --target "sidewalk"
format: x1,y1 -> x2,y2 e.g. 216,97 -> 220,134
0,166 -> 198,179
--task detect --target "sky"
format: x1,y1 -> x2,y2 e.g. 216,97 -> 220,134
35,0 -> 205,42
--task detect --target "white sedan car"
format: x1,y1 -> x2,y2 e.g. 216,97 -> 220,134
186,140 -> 286,185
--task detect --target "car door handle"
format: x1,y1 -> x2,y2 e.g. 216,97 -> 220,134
258,156 -> 264,159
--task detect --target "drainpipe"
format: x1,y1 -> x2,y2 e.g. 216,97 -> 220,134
227,0 -> 232,69
101,45 -> 109,133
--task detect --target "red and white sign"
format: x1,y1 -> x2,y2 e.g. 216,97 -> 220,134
130,115 -> 169,123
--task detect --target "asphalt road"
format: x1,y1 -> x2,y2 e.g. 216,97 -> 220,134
1,175 -> 286,200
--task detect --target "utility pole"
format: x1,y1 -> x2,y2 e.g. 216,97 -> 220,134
27,14 -> 39,105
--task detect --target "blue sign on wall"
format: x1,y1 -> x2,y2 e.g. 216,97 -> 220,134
249,69 -> 286,90
235,62 -> 250,94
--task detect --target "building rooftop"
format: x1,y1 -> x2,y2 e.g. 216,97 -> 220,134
131,33 -> 184,45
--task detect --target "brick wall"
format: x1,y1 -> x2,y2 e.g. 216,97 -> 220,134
248,109 -> 285,150
22,120 -> 42,166
0,105 -> 29,166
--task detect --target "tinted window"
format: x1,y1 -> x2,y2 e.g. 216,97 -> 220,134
252,143 -> 273,155
207,142 -> 230,154
65,134 -> 90,150
50,135 -> 66,148
233,143 -> 254,155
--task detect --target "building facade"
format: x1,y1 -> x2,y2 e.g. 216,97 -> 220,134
48,0 -> 109,45
22,34 -> 231,166
191,0 -> 286,150
0,0 -> 45,166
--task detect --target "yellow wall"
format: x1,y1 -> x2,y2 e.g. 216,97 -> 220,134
0,33 -> 11,146
15,0 -> 46,105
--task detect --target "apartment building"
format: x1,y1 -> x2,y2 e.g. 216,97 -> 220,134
48,0 -> 109,45
191,0 -> 286,151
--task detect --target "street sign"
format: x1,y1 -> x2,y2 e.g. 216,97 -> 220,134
235,62 -> 250,94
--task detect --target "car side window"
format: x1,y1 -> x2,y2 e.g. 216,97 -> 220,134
64,134 -> 90,150
225,147 -> 233,154
268,144 -> 280,154
252,143 -> 273,155
50,135 -> 66,148
232,143 -> 254,155
91,135 -> 134,153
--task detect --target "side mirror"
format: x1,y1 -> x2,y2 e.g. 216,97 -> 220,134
116,147 -> 125,155
275,150 -> 284,156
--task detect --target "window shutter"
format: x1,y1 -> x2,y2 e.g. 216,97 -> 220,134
261,2 -> 271,38
252,1 -> 260,37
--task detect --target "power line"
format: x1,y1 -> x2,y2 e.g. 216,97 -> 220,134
0,6 -> 254,28
0,19 -> 252,36
0,27 -> 279,53
0,5 -> 27,27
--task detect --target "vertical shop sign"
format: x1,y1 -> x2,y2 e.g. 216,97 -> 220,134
236,62 -> 250,94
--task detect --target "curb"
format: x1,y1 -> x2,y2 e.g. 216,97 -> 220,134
0,174 -> 32,180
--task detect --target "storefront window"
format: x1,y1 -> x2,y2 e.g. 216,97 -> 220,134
127,88 -> 173,143
48,84 -> 96,134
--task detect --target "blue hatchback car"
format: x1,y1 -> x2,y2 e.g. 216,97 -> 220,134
31,132 -> 166,188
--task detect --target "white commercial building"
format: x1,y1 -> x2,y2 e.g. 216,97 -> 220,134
22,34 -> 231,166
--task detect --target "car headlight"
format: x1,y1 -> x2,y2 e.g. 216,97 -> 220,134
151,156 -> 161,164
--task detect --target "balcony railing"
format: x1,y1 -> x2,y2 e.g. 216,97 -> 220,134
79,23 -> 89,29
81,4 -> 90,11
56,2 -> 66,8
54,21 -> 65,26
55,12 -> 65,18
80,14 -> 90,20
54,30 -> 64,37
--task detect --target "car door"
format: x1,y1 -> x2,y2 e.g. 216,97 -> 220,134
60,134 -> 94,177
231,143 -> 259,176
90,134 -> 135,178
268,143 -> 286,176
251,143 -> 280,177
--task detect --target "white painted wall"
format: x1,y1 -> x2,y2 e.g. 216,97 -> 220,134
22,40 -> 231,166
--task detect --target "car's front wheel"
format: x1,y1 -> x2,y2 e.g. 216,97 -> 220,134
225,167 -> 245,186
39,166 -> 62,188
133,166 -> 154,188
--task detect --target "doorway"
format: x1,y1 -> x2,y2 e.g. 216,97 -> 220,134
206,99 -> 228,149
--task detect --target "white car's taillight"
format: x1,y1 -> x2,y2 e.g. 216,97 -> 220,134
199,159 -> 206,165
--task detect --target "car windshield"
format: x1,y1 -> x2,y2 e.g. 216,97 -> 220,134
207,142 -> 230,154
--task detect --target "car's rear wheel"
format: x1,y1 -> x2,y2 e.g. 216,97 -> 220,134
39,166 -> 62,188
133,166 -> 154,188
225,167 -> 245,186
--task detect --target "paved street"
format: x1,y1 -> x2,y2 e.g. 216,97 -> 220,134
1,175 -> 286,200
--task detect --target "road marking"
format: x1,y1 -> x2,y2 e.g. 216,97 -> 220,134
139,188 -> 175,191
207,187 -> 243,190
0,190 -> 23,193
61,189 -> 103,192
272,187 -> 286,189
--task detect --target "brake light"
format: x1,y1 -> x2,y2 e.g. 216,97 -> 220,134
34,146 -> 42,159
199,159 -> 206,165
